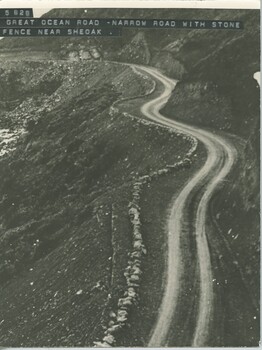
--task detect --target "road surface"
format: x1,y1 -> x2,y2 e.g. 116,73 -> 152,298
132,65 -> 237,347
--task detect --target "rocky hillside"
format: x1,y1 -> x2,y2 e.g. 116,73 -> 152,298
0,60 -> 200,347
161,10 -> 259,134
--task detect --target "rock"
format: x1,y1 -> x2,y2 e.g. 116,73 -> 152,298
130,274 -> 140,282
124,271 -> 130,278
118,297 -> 133,308
131,259 -> 141,266
132,266 -> 142,275
127,289 -> 137,298
93,341 -> 111,347
109,311 -> 116,318
134,232 -> 142,241
106,324 -> 121,334
127,281 -> 139,288
103,334 -> 115,345
130,251 -> 142,259
117,309 -> 128,317
133,240 -> 143,250
117,315 -> 127,323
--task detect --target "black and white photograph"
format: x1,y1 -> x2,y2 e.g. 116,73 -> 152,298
0,1 -> 260,347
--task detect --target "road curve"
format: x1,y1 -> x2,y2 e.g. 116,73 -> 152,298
132,65 -> 237,347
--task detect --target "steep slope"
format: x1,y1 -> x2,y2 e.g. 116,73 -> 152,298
117,32 -> 151,65
0,60 -> 197,347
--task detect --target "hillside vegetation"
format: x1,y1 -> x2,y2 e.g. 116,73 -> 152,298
0,60 -> 198,346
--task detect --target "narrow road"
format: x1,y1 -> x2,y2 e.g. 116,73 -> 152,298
132,65 -> 237,346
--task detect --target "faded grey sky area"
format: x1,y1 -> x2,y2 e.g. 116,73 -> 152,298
33,8 -> 52,17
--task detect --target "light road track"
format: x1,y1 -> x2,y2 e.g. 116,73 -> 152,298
131,65 -> 237,347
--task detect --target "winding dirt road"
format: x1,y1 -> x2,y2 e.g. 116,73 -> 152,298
132,65 -> 237,347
